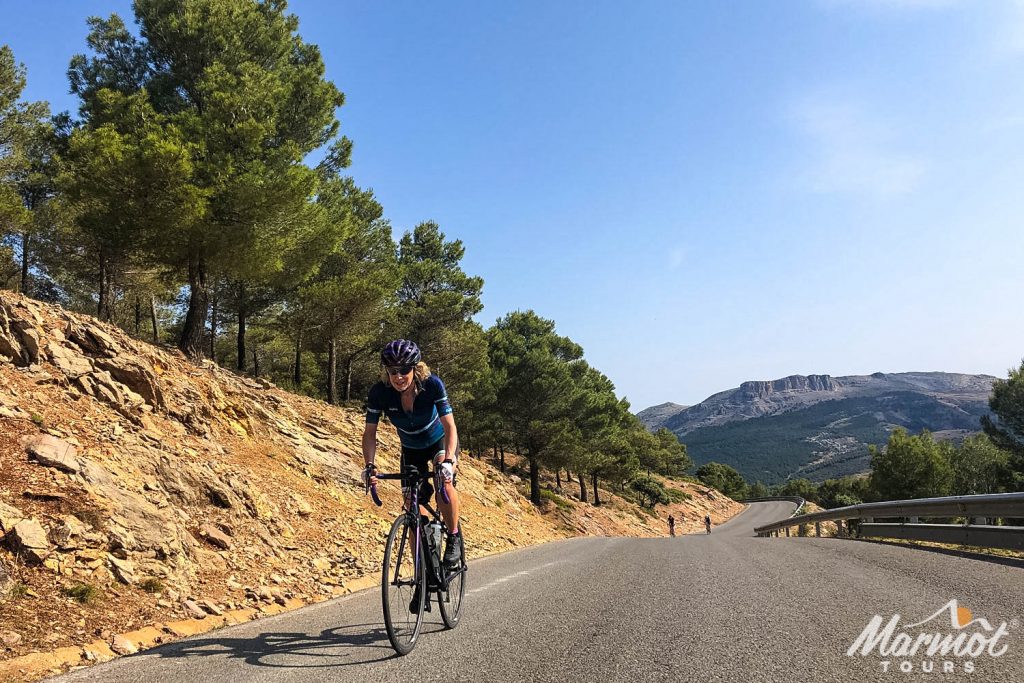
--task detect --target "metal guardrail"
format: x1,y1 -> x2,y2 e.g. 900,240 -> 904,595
753,492 -> 1024,551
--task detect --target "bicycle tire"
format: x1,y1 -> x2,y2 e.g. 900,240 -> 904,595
381,515 -> 426,655
438,531 -> 466,629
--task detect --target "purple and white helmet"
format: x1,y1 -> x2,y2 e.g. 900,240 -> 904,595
381,339 -> 421,367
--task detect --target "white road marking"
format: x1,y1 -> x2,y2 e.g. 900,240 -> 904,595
468,560 -> 564,594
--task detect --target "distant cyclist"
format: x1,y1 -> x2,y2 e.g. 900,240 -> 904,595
361,340 -> 463,575
667,514 -> 675,537
704,514 -> 712,535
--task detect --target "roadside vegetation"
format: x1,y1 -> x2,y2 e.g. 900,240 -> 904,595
0,2 -> 697,512
691,363 -> 1024,508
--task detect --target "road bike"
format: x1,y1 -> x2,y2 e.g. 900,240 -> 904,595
369,466 -> 467,655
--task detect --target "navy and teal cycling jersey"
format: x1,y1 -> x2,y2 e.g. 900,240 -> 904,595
365,374 -> 453,449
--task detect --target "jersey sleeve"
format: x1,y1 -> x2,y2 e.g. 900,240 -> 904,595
365,383 -> 384,424
428,375 -> 453,417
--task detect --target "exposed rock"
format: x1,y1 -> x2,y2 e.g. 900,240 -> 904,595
48,516 -> 87,550
0,630 -> 22,647
201,600 -> 224,616
95,355 -> 165,409
199,524 -> 232,550
110,634 -> 138,655
0,500 -> 25,538
48,343 -> 93,379
107,554 -> 136,585
8,519 -> 50,564
291,494 -> 313,517
181,599 -> 207,619
22,434 -> 81,474
64,321 -> 118,357
0,557 -> 12,599
0,301 -> 40,366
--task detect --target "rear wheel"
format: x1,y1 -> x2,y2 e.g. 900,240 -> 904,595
438,531 -> 466,628
382,516 -> 426,655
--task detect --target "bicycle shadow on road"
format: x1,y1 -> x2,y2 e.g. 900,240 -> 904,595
143,622 -> 399,669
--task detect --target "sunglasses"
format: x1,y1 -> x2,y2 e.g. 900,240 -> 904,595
386,365 -> 415,376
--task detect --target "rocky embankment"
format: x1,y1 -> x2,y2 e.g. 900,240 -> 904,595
0,291 -> 742,680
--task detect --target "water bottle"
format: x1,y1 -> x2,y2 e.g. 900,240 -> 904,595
427,521 -> 443,577
428,522 -> 442,559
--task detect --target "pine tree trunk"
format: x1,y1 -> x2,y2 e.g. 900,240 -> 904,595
593,472 -> 601,506
499,444 -> 505,473
236,307 -> 247,372
578,472 -> 587,502
179,256 -> 209,359
20,232 -> 30,295
134,296 -> 142,336
251,348 -> 259,377
344,355 -> 354,401
293,329 -> 302,386
209,295 -> 218,361
529,456 -> 541,505
555,470 -> 561,489
97,253 -> 113,321
150,295 -> 159,342
326,338 -> 338,404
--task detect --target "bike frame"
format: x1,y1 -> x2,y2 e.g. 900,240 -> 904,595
371,467 -> 460,591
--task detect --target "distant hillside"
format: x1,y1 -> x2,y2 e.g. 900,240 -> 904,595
641,372 -> 995,484
636,402 -> 688,430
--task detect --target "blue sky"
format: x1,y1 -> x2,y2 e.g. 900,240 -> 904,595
3,0 -> 1024,409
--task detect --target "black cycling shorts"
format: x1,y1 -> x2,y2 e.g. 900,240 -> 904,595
401,438 -> 457,502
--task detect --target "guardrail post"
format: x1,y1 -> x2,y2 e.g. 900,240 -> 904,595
973,517 -> 986,526
815,522 -> 821,537
909,516 -> 919,524
785,526 -> 790,537
837,520 -> 845,538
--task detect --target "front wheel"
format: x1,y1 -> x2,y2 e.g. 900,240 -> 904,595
438,531 -> 466,629
382,516 -> 426,655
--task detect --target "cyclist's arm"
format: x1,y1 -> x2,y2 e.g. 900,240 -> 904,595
439,413 -> 458,464
362,422 -> 378,468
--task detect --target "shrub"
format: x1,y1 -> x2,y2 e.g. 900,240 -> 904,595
666,488 -> 691,503
540,489 -> 572,510
30,413 -> 45,428
63,583 -> 102,604
139,578 -> 164,594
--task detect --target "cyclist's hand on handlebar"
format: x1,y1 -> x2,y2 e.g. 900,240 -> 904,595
436,459 -> 455,483
361,464 -> 378,490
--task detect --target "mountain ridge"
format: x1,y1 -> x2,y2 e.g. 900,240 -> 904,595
640,371 -> 996,483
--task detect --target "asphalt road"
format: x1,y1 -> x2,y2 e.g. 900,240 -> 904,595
52,502 -> 1024,682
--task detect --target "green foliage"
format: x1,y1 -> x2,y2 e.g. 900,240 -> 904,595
0,45 -> 60,295
816,476 -> 871,508
138,577 -> 164,594
630,476 -> 670,508
696,461 -> 748,499
10,583 -> 29,599
774,478 -> 818,501
29,412 -> 45,428
869,429 -> 953,501
486,310 -> 582,504
746,481 -> 771,498
396,221 -> 486,408
665,487 -> 690,503
982,360 -> 1024,487
683,392 -> 987,484
66,2 -> 347,356
539,488 -> 573,510
63,582 -> 103,604
948,434 -> 1011,495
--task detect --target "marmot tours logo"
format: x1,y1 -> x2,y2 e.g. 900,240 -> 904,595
848,600 -> 1015,674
